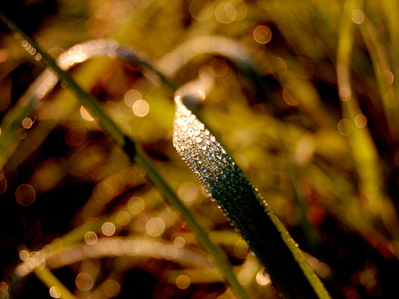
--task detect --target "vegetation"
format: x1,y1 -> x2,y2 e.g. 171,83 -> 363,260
1,0 -> 399,298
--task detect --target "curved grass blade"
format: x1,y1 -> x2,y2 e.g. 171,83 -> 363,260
336,0 -> 399,236
16,237 -> 214,277
358,19 -> 399,140
0,12 -> 250,299
173,93 -> 331,299
0,40 -> 121,169
383,0 -> 399,116
156,35 -> 271,100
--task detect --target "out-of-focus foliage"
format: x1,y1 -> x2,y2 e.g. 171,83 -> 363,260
1,0 -> 399,298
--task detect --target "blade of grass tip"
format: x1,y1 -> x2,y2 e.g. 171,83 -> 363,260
34,267 -> 76,299
337,0 -> 399,235
173,94 -> 331,299
0,13 -> 250,299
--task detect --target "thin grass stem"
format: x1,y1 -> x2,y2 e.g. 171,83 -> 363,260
34,267 -> 76,299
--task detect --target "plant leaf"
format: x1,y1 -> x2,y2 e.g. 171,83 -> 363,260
173,94 -> 331,299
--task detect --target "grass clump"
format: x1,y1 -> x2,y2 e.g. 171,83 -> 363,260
0,1 -> 399,298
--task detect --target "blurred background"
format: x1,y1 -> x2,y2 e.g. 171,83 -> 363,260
1,0 -> 399,298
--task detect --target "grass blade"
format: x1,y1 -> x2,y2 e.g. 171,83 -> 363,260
173,94 -> 331,299
336,0 -> 399,236
0,12 -> 250,299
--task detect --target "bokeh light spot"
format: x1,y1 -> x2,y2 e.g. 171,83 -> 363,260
76,272 -> 94,291
84,231 -> 98,245
253,25 -> 272,44
354,114 -> 367,128
15,184 -> 36,206
80,106 -> 95,121
124,89 -> 142,107
132,100 -> 149,117
103,279 -> 121,297
384,91 -> 397,108
19,250 -> 30,262
17,128 -> 26,139
209,58 -> 230,78
0,281 -> 8,293
65,124 -> 87,147
178,182 -> 198,203
282,88 -> 297,106
215,3 -> 237,24
176,275 -> 190,289
256,270 -> 271,286
163,244 -> 179,260
102,222 -> 116,236
173,236 -> 186,248
68,154 -> 91,177
383,70 -> 394,86
31,157 -> 67,192
116,211 -> 131,226
0,49 -> 9,63
339,87 -> 351,101
51,238 -> 63,251
128,197 -> 145,213
49,286 -> 61,298
234,0 -> 248,21
338,119 -> 353,136
93,182 -> 114,204
146,218 -> 165,237
22,117 -> 34,129
352,9 -> 365,24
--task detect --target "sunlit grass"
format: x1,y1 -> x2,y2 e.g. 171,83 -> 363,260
1,0 -> 399,298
